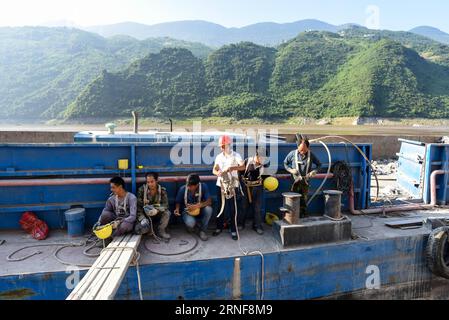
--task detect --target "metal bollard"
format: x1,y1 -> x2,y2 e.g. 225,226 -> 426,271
323,190 -> 343,219
281,192 -> 301,225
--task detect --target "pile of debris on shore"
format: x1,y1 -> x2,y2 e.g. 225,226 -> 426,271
371,159 -> 414,202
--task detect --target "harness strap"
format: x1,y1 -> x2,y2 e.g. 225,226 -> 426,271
184,183 -> 202,207
115,192 -> 129,216
294,150 -> 311,176
144,184 -> 161,206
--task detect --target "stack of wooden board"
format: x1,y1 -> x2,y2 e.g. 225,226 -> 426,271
67,234 -> 142,300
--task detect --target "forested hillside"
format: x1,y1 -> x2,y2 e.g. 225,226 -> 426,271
64,29 -> 449,121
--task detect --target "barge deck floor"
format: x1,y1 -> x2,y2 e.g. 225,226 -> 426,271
1,208 -> 449,278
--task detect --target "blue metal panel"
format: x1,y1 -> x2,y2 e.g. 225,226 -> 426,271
397,140 -> 426,199
0,142 -> 371,230
0,235 -> 431,300
423,143 -> 449,204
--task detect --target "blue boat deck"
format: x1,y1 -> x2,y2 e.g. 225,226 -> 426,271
1,209 -> 449,278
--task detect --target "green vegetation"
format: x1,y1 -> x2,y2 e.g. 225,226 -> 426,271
64,48 -> 207,119
0,27 -> 212,119
2,26 -> 449,121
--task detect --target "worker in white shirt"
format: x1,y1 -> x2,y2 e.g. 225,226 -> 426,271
212,135 -> 245,240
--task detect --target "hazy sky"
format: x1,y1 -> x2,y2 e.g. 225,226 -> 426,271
0,0 -> 448,32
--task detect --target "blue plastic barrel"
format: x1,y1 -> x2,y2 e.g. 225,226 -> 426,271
64,208 -> 86,237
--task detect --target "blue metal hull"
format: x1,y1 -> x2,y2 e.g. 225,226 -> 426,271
0,233 -> 438,300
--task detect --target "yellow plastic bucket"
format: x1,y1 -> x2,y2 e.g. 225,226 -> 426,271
118,159 -> 129,170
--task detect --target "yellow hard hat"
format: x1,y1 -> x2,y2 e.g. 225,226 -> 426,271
188,208 -> 201,217
265,213 -> 279,226
264,176 -> 279,192
93,223 -> 113,240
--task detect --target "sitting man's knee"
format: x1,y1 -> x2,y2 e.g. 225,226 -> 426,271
202,206 -> 213,217
183,214 -> 196,228
99,212 -> 114,225
134,218 -> 151,235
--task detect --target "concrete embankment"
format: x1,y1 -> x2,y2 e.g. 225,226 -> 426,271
0,131 -> 441,160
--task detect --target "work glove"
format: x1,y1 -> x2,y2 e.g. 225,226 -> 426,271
307,170 -> 318,179
294,175 -> 303,185
287,168 -> 299,176
111,219 -> 122,230
144,205 -> 159,217
141,218 -> 150,229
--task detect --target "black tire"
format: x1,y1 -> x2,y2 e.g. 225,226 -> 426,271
426,227 -> 449,279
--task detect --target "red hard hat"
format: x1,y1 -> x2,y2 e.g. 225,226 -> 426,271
219,135 -> 232,146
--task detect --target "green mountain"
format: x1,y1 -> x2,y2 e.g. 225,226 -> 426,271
85,19 -> 449,47
65,29 -> 449,121
310,39 -> 449,118
85,19 -> 341,47
0,27 -> 212,119
64,48 -> 207,119
410,26 -> 449,45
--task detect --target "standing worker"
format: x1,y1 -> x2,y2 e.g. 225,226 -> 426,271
212,135 -> 245,240
135,172 -> 171,240
238,148 -> 270,235
284,135 -> 322,218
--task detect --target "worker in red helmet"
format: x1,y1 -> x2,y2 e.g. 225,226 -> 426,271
212,135 -> 245,240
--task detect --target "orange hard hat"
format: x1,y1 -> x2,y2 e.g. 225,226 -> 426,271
219,135 -> 232,146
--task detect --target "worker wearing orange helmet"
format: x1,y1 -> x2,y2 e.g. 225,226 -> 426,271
212,135 -> 245,240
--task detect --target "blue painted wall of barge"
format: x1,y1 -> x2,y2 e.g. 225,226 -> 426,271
0,143 -> 372,230
396,139 -> 449,205
0,235 -> 432,300
423,143 -> 449,205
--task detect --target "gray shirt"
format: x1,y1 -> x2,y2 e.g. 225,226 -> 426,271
101,192 -> 137,225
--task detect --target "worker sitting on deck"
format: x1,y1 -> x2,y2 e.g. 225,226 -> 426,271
98,177 -> 137,237
284,135 -> 322,218
212,135 -> 246,241
174,174 -> 213,241
135,172 -> 171,240
238,148 -> 270,235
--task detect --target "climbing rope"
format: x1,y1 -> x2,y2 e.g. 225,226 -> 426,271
143,233 -> 199,256
6,239 -> 99,268
310,135 -> 380,201
307,140 -> 332,206
99,245 -> 143,300
233,195 -> 265,301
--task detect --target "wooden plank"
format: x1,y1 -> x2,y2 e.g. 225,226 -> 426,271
80,234 -> 133,299
67,234 -> 131,300
67,234 -> 141,300
94,235 -> 141,300
82,235 -> 141,300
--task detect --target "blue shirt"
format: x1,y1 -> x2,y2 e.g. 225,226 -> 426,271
175,183 -> 210,210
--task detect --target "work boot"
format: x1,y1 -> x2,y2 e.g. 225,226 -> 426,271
253,226 -> 264,235
231,232 -> 238,241
187,227 -> 195,234
212,229 -> 222,236
199,231 -> 209,241
158,227 -> 171,240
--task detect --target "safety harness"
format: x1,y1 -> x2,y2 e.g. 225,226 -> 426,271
242,156 -> 264,203
294,150 -> 311,177
217,152 -> 243,218
184,182 -> 202,216
143,184 -> 162,206
143,184 -> 163,218
114,192 -> 129,218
